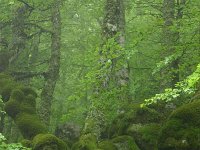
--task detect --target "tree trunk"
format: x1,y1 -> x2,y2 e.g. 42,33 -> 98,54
161,0 -> 185,89
39,0 -> 61,126
9,5 -> 29,65
83,0 -> 128,140
102,0 -> 128,88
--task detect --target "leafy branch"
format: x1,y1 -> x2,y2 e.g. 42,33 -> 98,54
142,63 -> 200,106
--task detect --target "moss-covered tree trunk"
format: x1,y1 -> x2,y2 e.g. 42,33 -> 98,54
82,0 -> 127,142
161,0 -> 176,89
101,0 -> 128,90
39,0 -> 61,126
161,0 -> 185,89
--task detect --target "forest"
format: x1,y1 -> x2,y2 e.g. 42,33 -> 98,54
0,0 -> 200,150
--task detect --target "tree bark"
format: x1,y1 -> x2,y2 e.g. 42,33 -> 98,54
39,0 -> 61,126
9,5 -> 29,65
161,0 -> 185,89
83,0 -> 128,140
102,0 -> 128,88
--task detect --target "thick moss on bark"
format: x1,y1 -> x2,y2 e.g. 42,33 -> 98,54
15,113 -> 47,139
0,73 -> 68,150
0,74 -> 19,102
158,100 -> 200,150
3,87 -> 47,139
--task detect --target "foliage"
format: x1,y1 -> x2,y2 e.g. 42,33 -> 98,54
0,0 -> 200,149
0,96 -> 6,116
0,133 -> 30,150
143,63 -> 200,106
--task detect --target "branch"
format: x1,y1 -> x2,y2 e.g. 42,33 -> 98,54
17,0 -> 34,10
10,71 -> 47,80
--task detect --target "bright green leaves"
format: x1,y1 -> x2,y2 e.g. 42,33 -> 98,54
143,63 -> 200,106
8,1 -> 14,5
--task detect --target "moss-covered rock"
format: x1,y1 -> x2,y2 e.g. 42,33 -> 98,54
111,135 -> 140,150
32,134 -> 68,150
127,123 -> 160,150
98,140 -> 117,150
158,100 -> 200,150
72,133 -> 98,150
107,105 -> 162,138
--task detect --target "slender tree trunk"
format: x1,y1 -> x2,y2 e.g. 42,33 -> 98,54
39,0 -> 61,126
9,5 -> 29,65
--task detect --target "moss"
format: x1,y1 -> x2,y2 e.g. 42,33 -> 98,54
19,102 -> 35,114
170,101 -> 200,126
4,89 -> 36,119
21,139 -> 32,148
4,99 -> 21,118
32,134 -> 68,150
127,123 -> 160,150
158,101 -> 200,150
0,73 -> 68,150
15,113 -> 47,139
72,134 -> 98,150
111,135 -> 140,150
24,93 -> 36,107
10,89 -> 25,102
1,86 -> 13,102
98,140 -> 117,150
0,74 -> 20,102
1,84 -> 20,102
134,106 -> 162,123
20,87 -> 37,98
19,95 -> 36,114
107,105 -> 162,138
